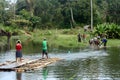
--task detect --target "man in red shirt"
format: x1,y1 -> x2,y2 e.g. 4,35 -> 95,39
16,40 -> 22,63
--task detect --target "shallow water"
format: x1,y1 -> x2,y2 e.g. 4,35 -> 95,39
0,47 -> 120,80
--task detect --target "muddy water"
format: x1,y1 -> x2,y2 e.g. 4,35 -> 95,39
0,47 -> 120,80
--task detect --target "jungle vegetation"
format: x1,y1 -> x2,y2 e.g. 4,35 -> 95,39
0,0 -> 120,49
0,0 -> 120,29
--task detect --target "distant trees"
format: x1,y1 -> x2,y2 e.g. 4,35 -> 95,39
0,0 -> 11,24
0,0 -> 120,29
106,0 -> 120,24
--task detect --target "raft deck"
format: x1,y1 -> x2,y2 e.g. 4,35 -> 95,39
0,58 -> 61,72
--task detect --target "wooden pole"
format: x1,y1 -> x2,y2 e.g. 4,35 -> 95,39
91,0 -> 93,30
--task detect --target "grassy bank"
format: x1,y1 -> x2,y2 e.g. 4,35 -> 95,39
1,28 -> 120,50
18,29 -> 120,48
107,39 -> 120,47
17,29 -> 89,49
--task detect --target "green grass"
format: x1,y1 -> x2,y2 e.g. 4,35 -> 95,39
16,29 -> 120,48
17,29 -> 89,48
107,39 -> 120,47
1,28 -> 120,49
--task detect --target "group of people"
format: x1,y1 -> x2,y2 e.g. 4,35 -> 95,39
15,34 -> 107,63
89,36 -> 107,49
15,38 -> 48,63
78,32 -> 108,49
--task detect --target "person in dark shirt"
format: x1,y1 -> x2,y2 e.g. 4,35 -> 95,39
77,33 -> 81,42
101,37 -> 107,47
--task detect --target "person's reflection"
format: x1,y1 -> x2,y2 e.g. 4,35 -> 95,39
16,72 -> 22,80
42,67 -> 49,80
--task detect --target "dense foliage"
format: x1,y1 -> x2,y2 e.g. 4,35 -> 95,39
94,23 -> 120,39
0,0 -> 120,39
0,0 -> 120,29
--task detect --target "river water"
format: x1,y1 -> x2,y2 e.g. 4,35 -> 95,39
0,46 -> 120,80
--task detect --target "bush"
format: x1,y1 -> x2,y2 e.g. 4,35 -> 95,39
94,23 -> 120,39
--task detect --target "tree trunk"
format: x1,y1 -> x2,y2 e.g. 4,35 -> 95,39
7,33 -> 11,50
70,7 -> 75,28
26,0 -> 34,17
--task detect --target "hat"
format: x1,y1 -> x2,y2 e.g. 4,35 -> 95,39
44,38 -> 46,40
17,40 -> 21,43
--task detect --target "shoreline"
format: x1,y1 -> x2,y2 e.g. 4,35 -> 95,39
0,29 -> 120,51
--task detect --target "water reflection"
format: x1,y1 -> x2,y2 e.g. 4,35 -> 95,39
16,72 -> 22,80
52,59 -> 98,79
42,67 -> 49,80
104,47 -> 120,79
0,47 -> 120,80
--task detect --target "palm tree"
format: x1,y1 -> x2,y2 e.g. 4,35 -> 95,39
0,26 -> 18,50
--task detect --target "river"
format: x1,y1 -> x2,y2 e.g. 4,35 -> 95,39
0,46 -> 120,80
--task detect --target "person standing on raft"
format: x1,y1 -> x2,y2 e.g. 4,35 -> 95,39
42,38 -> 48,59
16,40 -> 22,63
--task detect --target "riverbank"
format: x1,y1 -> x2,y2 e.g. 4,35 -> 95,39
13,29 -> 89,49
1,29 -> 120,51
12,29 -> 120,48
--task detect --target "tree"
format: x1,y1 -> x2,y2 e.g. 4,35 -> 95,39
106,0 -> 120,24
26,0 -> 35,17
0,26 -> 18,50
14,0 -> 120,29
0,0 -> 10,23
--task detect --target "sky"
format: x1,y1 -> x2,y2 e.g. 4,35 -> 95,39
6,0 -> 17,4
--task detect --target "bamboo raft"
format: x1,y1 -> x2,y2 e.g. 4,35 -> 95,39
0,58 -> 61,72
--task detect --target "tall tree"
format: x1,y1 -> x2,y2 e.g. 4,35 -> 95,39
26,0 -> 35,17
0,0 -> 10,23
106,0 -> 120,24
0,26 -> 18,50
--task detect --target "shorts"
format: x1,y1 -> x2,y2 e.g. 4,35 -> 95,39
16,50 -> 22,58
42,50 -> 48,55
104,42 -> 107,46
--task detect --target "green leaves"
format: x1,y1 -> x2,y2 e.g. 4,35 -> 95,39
1,0 -> 120,29
94,23 -> 120,39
